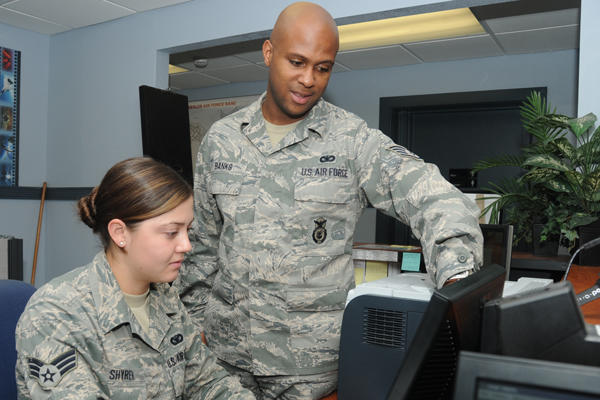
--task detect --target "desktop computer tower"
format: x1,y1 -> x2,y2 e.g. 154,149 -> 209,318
0,236 -> 23,280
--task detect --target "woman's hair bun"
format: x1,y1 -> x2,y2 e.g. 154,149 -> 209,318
78,186 -> 99,230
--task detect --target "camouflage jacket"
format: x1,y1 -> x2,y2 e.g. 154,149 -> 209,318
175,93 -> 483,375
15,252 -> 255,400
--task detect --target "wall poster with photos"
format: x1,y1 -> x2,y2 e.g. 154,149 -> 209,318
0,46 -> 19,187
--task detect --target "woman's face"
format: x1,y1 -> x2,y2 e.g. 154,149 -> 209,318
123,196 -> 193,287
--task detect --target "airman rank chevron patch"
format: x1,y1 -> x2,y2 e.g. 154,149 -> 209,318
28,349 -> 77,389
387,145 -> 421,160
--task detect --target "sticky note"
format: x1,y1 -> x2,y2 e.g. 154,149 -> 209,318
355,267 -> 366,285
401,252 -> 421,272
365,261 -> 388,282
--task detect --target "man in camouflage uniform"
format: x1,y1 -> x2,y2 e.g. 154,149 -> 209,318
15,252 -> 255,399
175,2 -> 483,398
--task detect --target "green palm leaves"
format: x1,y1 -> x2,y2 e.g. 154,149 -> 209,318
473,91 -> 600,248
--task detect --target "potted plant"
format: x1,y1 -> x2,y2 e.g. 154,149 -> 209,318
473,91 -> 600,255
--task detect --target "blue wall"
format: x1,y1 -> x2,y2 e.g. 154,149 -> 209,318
182,50 -> 577,125
0,0 -> 582,285
1,0 -> 451,285
181,50 -> 578,244
579,0 -> 600,117
0,23 -> 50,284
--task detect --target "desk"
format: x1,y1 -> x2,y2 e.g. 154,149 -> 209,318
510,251 -> 570,282
567,264 -> 600,324
322,264 -> 600,400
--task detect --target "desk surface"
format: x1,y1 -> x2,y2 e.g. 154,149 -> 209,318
567,264 -> 600,324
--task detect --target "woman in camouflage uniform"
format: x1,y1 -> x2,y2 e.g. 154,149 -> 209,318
15,157 -> 254,400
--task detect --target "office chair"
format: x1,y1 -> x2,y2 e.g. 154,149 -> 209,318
0,279 -> 36,399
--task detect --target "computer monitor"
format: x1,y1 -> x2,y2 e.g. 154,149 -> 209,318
454,351 -> 600,400
139,85 -> 194,186
481,280 -> 600,367
386,264 -> 505,400
480,224 -> 513,279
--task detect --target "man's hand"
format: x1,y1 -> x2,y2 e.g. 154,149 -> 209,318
443,269 -> 473,287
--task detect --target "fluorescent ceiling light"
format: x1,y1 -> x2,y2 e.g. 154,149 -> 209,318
338,8 -> 485,51
169,64 -> 189,74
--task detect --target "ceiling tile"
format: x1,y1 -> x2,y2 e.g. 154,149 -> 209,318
0,6 -> 70,34
169,71 -> 227,90
495,25 -> 579,54
108,0 -> 190,12
333,62 -> 350,72
235,50 -> 264,64
485,8 -> 579,34
203,64 -> 268,83
4,0 -> 134,29
405,34 -> 503,63
336,45 -> 421,70
178,55 -> 251,72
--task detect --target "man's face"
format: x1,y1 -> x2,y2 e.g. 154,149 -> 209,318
262,23 -> 338,125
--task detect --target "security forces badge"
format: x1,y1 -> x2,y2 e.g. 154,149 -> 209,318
312,217 -> 327,244
28,349 -> 77,389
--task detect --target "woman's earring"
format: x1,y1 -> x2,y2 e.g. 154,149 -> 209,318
119,241 -> 125,247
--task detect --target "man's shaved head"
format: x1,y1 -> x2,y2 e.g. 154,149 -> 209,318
262,2 -> 339,125
271,2 -> 339,50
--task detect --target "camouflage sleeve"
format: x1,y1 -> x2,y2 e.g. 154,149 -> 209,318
174,135 -> 222,328
15,298 -> 107,399
181,305 -> 255,400
354,123 -> 483,288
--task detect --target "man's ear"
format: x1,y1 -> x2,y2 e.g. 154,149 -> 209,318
107,218 -> 128,248
263,39 -> 273,67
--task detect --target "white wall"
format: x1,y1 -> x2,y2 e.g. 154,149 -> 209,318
0,23 -> 49,285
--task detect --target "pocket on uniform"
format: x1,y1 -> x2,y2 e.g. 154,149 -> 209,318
106,363 -> 147,400
208,171 -> 243,195
294,179 -> 354,204
108,383 -> 147,400
286,285 -> 347,312
288,308 -> 343,371
208,172 -> 245,225
293,179 -> 355,254
168,361 -> 186,398
103,328 -> 147,399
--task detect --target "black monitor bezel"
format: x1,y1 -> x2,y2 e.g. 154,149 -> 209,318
480,223 -> 513,279
138,85 -> 194,186
454,350 -> 600,399
386,263 -> 505,399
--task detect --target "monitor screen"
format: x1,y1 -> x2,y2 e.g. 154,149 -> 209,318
386,264 -> 505,400
455,351 -> 600,400
477,379 -> 600,400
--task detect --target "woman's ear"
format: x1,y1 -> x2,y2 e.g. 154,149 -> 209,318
107,218 -> 128,248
